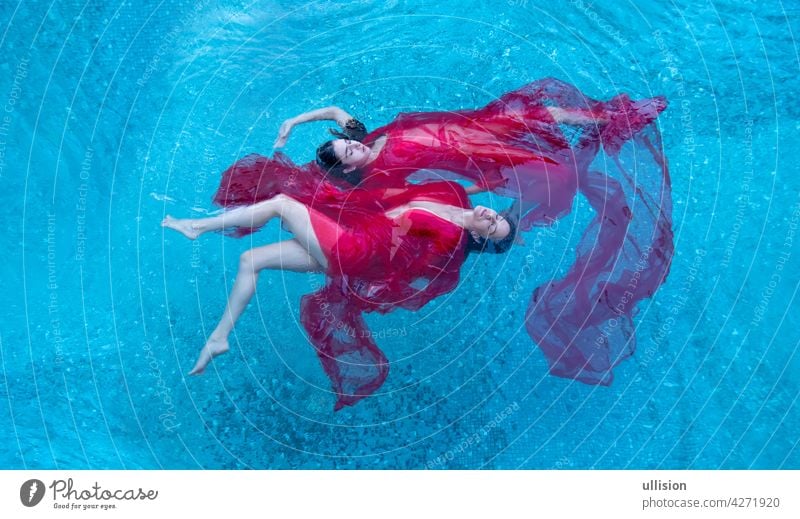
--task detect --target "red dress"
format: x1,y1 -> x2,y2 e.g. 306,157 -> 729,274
214,165 -> 470,409
358,99 -> 579,227
212,77 -> 673,408
307,181 -> 467,280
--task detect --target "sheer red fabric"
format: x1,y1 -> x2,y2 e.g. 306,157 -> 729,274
358,78 -> 672,386
213,163 -> 469,408
302,184 -> 469,409
212,77 -> 672,407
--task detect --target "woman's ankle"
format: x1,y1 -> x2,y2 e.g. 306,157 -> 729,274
209,330 -> 228,342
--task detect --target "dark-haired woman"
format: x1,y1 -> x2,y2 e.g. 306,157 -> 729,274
211,77 -> 673,396
164,179 -> 515,409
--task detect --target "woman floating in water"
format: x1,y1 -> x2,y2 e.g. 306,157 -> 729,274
163,180 -> 516,409
166,77 -> 672,409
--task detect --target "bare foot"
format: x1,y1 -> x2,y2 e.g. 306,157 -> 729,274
188,335 -> 230,375
161,215 -> 202,240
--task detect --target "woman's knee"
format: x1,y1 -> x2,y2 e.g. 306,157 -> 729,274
276,196 -> 307,223
268,193 -> 287,205
276,193 -> 301,212
239,250 -> 257,272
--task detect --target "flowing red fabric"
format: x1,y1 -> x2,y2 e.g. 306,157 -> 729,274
214,160 -> 468,409
212,77 -> 672,407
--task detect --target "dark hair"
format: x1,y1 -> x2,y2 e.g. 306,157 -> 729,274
465,211 -> 518,255
315,118 -> 369,185
315,139 -> 363,185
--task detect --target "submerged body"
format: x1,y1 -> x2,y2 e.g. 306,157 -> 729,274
164,180 -> 511,408
189,77 -> 672,408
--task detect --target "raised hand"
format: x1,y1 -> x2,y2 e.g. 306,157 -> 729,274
273,119 -> 295,148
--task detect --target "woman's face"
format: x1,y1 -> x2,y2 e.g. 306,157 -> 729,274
332,139 -> 371,171
469,206 -> 511,241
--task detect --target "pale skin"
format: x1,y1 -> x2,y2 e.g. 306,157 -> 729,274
272,105 -> 608,149
168,101 -> 602,373
273,104 -> 611,195
161,195 -> 510,375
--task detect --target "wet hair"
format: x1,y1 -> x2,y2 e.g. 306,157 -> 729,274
465,211 -> 518,255
315,119 -> 369,186
315,140 -> 363,185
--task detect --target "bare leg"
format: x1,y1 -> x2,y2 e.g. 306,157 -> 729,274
163,194 -> 293,240
189,239 -> 323,375
163,193 -> 329,269
184,196 -> 332,374
546,99 -> 664,127
546,106 -> 609,126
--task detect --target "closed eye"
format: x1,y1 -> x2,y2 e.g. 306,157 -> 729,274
489,215 -> 504,236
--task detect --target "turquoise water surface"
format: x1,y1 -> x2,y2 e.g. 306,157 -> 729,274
1,0 -> 799,469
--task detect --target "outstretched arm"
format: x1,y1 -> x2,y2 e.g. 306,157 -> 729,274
378,184 -> 485,198
465,184 -> 488,195
274,106 -> 355,148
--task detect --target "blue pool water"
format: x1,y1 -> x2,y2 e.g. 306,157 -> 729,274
1,0 -> 799,469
